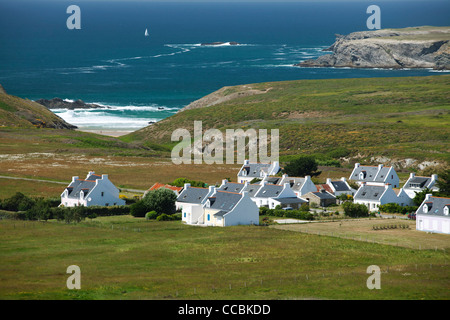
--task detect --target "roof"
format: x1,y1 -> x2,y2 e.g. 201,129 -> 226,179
238,163 -> 271,178
240,184 -> 262,197
354,184 -> 386,201
310,191 -> 336,200
317,184 -> 333,194
272,197 -> 307,204
254,184 -> 283,198
416,196 -> 450,217
208,191 -> 242,212
65,178 -> 98,199
279,176 -> 306,192
330,180 -> 351,192
405,176 -> 432,189
218,182 -> 246,193
351,166 -> 379,182
176,187 -> 209,204
148,183 -> 183,193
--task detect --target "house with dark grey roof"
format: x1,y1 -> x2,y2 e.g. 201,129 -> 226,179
301,190 -> 336,207
349,163 -> 399,188
277,174 -> 317,197
237,160 -> 280,183
403,173 -> 439,199
201,190 -> 259,227
60,171 -> 125,207
353,182 -> 412,212
416,194 -> 450,234
324,178 -> 356,196
252,181 -> 298,209
177,184 -> 215,225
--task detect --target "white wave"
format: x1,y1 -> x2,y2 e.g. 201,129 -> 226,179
53,109 -> 161,129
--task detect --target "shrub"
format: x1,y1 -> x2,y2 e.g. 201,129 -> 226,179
1,192 -> 35,212
130,200 -> 148,218
156,213 -> 171,221
142,188 -> 177,215
145,211 -> 158,220
342,201 -> 369,218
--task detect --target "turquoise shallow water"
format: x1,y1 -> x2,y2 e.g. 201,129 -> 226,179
0,1 -> 449,130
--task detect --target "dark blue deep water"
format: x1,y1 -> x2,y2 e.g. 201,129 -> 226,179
0,1 -> 449,130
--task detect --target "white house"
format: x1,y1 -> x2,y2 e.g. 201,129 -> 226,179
177,184 -> 215,225
349,163 -> 400,188
324,178 -> 356,196
237,160 -> 280,183
277,174 -> 317,197
416,194 -> 450,234
402,173 -> 439,199
252,182 -> 298,209
201,190 -> 259,227
60,171 -> 125,207
353,182 -> 402,212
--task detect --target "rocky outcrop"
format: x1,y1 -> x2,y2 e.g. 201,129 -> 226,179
179,85 -> 271,112
35,98 -> 104,110
296,26 -> 450,70
200,41 -> 240,46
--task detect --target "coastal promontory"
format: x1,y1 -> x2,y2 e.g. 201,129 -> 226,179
296,26 -> 450,70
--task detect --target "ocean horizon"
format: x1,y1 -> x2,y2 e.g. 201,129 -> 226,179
0,0 -> 449,131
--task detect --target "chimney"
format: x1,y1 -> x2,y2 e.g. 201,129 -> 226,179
425,193 -> 432,201
305,175 -> 311,181
242,191 -> 249,198
262,181 -> 268,186
184,183 -> 191,190
209,186 -> 216,194
326,178 -> 332,185
431,174 -> 438,181
244,159 -> 250,165
355,163 -> 360,168
86,171 -> 95,179
378,164 -> 384,171
385,183 -> 391,190
102,174 -> 108,180
282,174 -> 288,179
244,180 -> 249,187
221,179 -> 228,186
72,176 -> 79,183
409,172 -> 415,179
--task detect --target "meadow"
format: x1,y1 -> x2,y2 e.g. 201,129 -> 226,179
0,216 -> 448,300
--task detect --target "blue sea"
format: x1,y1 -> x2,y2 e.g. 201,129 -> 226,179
0,0 -> 449,131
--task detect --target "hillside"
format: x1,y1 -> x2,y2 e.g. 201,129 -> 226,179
297,26 -> 450,70
0,85 -> 76,129
124,75 -> 450,168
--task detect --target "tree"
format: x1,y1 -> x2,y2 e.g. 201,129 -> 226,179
342,201 -> 369,218
283,156 -> 321,177
143,188 -> 177,215
435,169 -> 450,196
412,188 -> 432,206
172,178 -> 206,188
1,192 -> 35,212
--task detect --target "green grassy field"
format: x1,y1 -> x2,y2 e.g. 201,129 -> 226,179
126,75 -> 450,164
0,216 -> 448,300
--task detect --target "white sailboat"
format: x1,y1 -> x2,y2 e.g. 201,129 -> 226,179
144,28 -> 149,37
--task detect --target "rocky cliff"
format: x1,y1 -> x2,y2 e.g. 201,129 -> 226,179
35,98 -> 104,110
297,26 -> 450,70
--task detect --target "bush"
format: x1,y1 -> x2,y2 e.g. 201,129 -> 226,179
145,211 -> 158,220
156,213 -> 171,221
130,200 -> 148,218
283,155 -> 321,177
142,188 -> 177,215
379,203 -> 418,214
342,202 -> 369,218
1,192 -> 35,212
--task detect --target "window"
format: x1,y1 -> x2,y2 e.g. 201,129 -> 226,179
105,203 -> 109,206
184,212 -> 186,218
101,192 -> 104,197
207,214 -> 210,221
